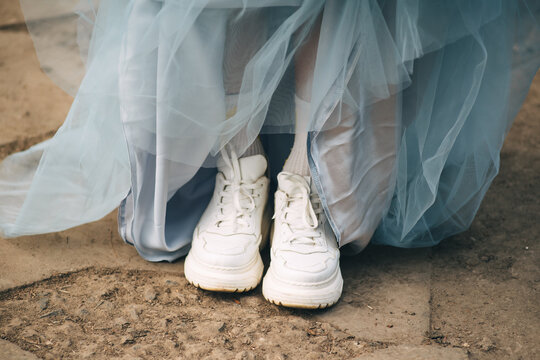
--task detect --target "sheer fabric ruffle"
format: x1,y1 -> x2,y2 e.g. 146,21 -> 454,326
0,0 -> 538,261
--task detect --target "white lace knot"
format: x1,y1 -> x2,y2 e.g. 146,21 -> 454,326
215,146 -> 260,232
277,175 -> 324,248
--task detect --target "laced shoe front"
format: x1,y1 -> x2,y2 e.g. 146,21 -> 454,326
262,172 -> 343,308
184,147 -> 270,292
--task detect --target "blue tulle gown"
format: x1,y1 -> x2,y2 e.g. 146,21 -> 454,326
0,0 -> 538,261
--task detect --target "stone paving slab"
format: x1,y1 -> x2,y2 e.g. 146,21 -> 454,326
355,345 -> 468,360
315,247 -> 431,344
21,0 -> 79,23
0,0 -> 78,27
0,212 -> 183,292
0,0 -> 87,95
0,29 -> 71,156
0,0 -> 25,26
0,1 -> 84,160
0,339 -> 39,360
19,9 -> 85,94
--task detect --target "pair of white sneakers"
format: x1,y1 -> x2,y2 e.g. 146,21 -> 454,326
184,148 -> 343,309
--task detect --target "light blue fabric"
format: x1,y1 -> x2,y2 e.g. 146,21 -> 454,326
1,0 -> 538,261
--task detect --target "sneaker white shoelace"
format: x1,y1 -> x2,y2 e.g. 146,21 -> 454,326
275,175 -> 325,249
214,146 -> 261,232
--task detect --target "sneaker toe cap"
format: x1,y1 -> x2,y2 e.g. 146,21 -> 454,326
271,250 -> 339,284
191,231 -> 259,268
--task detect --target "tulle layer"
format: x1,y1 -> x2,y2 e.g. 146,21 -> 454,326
0,0 -> 538,260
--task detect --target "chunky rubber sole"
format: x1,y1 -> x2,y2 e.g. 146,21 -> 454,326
185,205 -> 272,293
184,251 -> 264,292
262,266 -> 343,309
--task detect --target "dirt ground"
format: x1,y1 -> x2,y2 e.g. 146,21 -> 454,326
427,78 -> 540,359
0,2 -> 539,359
0,268 -> 386,360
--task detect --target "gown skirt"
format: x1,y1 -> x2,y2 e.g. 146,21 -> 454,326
0,0 -> 539,261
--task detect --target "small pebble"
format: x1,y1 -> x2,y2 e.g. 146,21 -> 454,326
478,336 -> 495,351
127,307 -> 140,321
218,322 -> 226,332
114,317 -> 129,327
159,318 -> 170,330
479,255 -> 495,263
38,297 -> 49,311
100,300 -> 115,311
21,328 -> 39,339
39,309 -> 64,319
7,317 -> 22,328
235,350 -> 256,360
128,309 -> 139,320
331,329 -> 351,341
173,292 -> 186,303
144,287 -> 157,301
121,335 -> 135,345
61,339 -> 73,348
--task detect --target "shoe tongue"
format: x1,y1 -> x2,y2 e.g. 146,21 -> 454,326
277,172 -> 311,195
218,154 -> 267,182
239,155 -> 267,181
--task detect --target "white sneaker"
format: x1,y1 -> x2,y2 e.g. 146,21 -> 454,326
184,147 -> 270,292
262,172 -> 343,309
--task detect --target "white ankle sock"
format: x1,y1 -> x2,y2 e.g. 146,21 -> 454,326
225,94 -> 265,158
241,137 -> 265,157
283,95 -> 311,176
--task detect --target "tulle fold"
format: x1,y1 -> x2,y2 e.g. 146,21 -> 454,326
0,0 -> 538,261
